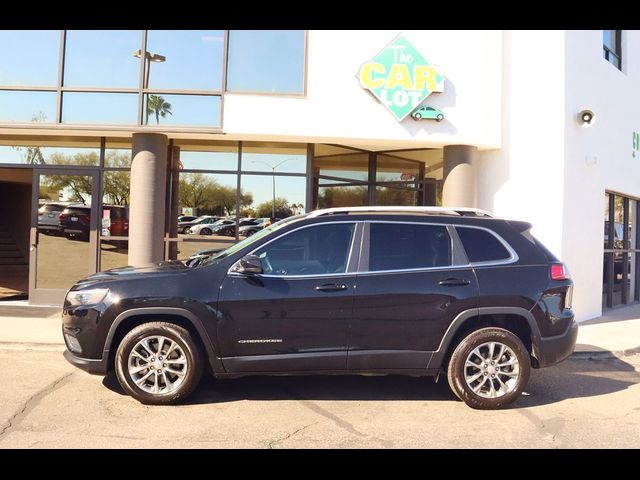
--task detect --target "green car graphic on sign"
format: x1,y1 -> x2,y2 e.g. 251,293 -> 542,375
411,106 -> 444,122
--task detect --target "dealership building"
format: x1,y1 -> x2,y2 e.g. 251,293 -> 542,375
0,29 -> 637,321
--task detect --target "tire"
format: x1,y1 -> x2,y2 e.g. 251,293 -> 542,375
200,228 -> 212,235
246,229 -> 255,237
115,322 -> 204,405
436,114 -> 444,121
414,113 -> 422,120
446,327 -> 530,410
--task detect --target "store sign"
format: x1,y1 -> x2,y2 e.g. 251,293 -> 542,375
633,131 -> 639,158
358,34 -> 444,121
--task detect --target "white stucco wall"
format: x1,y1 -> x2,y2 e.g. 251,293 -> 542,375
478,30 -> 640,322
223,30 -> 503,150
562,30 -> 640,321
476,31 -> 567,259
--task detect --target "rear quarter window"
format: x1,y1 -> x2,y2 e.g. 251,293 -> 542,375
457,227 -> 511,263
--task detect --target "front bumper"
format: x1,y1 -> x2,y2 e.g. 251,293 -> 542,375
63,349 -> 109,375
533,320 -> 579,368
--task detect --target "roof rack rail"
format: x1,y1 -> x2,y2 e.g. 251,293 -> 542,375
307,206 -> 493,218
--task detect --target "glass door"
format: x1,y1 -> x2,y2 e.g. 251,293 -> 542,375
29,169 -> 99,305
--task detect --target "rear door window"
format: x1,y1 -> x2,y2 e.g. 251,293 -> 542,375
456,227 -> 511,263
367,222 -> 451,272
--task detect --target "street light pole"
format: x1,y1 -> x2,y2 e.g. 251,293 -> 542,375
251,158 -> 293,219
133,49 -> 166,125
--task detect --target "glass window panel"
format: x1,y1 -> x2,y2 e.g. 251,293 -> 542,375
227,30 -> 305,94
104,141 -> 132,168
375,185 -> 418,206
62,92 -> 138,125
100,240 -> 129,271
0,145 -> 99,166
178,172 -> 238,220
0,30 -> 60,86
314,153 -> 369,182
0,91 -> 56,123
630,200 -> 637,250
457,227 -> 511,263
146,30 -> 224,90
240,174 -> 306,220
63,30 -> 142,88
368,223 -> 451,271
144,94 -> 220,127
254,223 -> 355,276
242,142 -> 307,174
37,174 -> 93,289
102,171 -> 131,219
603,252 -> 613,309
376,154 -> 421,182
317,185 -> 367,209
179,146 -> 238,171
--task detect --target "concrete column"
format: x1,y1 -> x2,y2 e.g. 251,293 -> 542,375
442,145 -> 477,208
128,133 -> 168,266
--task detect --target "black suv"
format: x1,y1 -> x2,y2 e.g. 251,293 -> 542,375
62,207 -> 577,409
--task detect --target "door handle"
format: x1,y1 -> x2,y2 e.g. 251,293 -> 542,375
315,283 -> 348,292
438,278 -> 471,287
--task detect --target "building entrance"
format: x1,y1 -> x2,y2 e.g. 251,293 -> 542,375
29,169 -> 100,305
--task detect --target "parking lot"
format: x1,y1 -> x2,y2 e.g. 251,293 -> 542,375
1,348 -> 639,448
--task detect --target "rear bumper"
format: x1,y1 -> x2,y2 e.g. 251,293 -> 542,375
533,320 -> 579,368
63,349 -> 109,375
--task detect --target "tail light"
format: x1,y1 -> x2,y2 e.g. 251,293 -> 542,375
80,214 -> 90,223
59,213 -> 66,221
550,263 -> 570,281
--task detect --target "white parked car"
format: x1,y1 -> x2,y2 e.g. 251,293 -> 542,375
189,218 -> 236,235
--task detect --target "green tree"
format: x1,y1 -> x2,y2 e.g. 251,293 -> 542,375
12,112 -> 47,164
255,197 -> 294,218
146,95 -> 173,125
178,173 -> 252,216
102,151 -> 131,205
42,152 -> 99,203
317,186 -> 367,208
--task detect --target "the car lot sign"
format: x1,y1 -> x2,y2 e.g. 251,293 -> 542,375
358,35 -> 444,121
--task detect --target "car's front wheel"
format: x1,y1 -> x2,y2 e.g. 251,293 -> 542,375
447,327 -> 530,409
200,228 -> 212,235
115,322 -> 203,405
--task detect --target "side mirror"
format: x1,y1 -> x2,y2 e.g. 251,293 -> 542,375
232,254 -> 263,275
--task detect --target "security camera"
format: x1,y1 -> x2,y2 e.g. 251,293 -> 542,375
577,109 -> 596,127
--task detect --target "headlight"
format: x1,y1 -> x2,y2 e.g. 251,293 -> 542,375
66,288 -> 109,307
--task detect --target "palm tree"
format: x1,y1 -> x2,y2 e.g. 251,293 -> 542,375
146,95 -> 173,125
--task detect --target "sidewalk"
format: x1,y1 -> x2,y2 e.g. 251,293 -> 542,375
0,300 -> 639,356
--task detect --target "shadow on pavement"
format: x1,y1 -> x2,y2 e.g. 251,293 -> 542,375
102,352 -> 639,408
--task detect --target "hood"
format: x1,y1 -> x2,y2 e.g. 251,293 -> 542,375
74,260 -> 191,286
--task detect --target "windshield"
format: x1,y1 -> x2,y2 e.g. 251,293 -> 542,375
198,214 -> 308,267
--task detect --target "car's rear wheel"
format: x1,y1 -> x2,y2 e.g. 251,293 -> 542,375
200,228 -> 212,235
115,322 -> 203,405
447,327 -> 530,409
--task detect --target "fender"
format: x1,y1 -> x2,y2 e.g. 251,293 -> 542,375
104,307 -> 225,374
427,306 -> 542,369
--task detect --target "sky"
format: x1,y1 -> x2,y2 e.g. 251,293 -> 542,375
0,30 -> 304,125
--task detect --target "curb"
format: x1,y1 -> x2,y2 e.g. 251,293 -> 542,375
571,345 -> 640,360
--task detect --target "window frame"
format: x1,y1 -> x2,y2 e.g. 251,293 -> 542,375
603,30 -> 622,71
